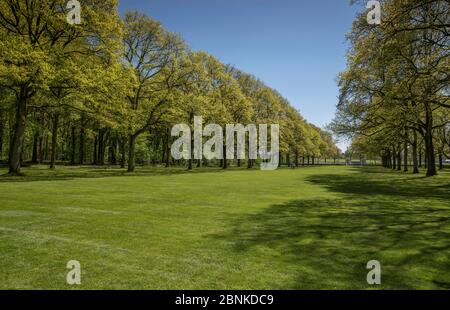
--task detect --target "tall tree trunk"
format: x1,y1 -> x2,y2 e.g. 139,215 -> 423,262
0,110 -> 4,161
188,113 -> 194,170
412,130 -> 419,174
70,126 -> 76,165
110,138 -> 117,165
128,134 -> 137,172
424,106 -> 436,176
120,136 -> 126,169
392,147 -> 397,170
79,115 -> 85,165
50,113 -> 59,169
93,135 -> 98,165
403,137 -> 408,172
44,135 -> 49,161
222,143 -> 227,169
161,133 -> 167,164
38,135 -> 44,164
32,132 -> 39,164
98,129 -> 105,165
9,91 -> 28,174
165,129 -> 170,168
439,153 -> 443,170
418,149 -> 422,168
188,145 -> 193,170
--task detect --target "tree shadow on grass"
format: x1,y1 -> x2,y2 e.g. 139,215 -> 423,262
305,168 -> 450,201
0,166 -> 232,183
209,169 -> 450,289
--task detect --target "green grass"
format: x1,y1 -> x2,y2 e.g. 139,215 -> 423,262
0,165 -> 449,289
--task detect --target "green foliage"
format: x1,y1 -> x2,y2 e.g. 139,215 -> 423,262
0,4 -> 339,171
332,0 -> 450,175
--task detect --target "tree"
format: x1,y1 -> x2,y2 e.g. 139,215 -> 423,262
122,11 -> 185,172
0,0 -> 122,174
332,0 -> 449,176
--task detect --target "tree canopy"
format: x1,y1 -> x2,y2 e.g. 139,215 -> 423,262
0,2 -> 339,173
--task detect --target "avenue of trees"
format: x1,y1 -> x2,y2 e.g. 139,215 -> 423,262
0,1 -> 339,175
332,0 -> 450,176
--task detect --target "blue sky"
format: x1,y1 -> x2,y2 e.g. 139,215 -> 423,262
118,0 -> 364,150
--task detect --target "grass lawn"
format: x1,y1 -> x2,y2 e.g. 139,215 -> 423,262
0,165 -> 449,289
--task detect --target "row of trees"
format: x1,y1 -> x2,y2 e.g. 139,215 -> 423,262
0,1 -> 339,174
332,0 -> 449,176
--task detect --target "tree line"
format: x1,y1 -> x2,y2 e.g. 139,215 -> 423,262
332,0 -> 449,176
0,1 -> 340,175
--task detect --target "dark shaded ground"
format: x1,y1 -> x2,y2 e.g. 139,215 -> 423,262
211,167 -> 450,289
0,165 -> 231,183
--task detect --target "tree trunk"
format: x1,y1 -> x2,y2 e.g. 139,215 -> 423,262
98,132 -> 103,165
403,137 -> 408,172
50,113 -> 59,169
412,130 -> 419,174
120,137 -> 126,168
188,158 -> 193,170
93,135 -> 98,165
161,133 -> 167,164
424,107 -> 436,176
32,132 -> 39,164
418,149 -> 422,168
98,129 -> 108,165
110,138 -> 117,165
79,116 -> 85,165
128,134 -> 137,172
439,153 -> 443,170
165,129 -> 170,168
44,135 -> 49,161
38,135 -> 44,164
0,111 -> 4,161
222,143 -> 228,169
392,147 -> 397,170
70,126 -> 76,165
8,92 -> 28,174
